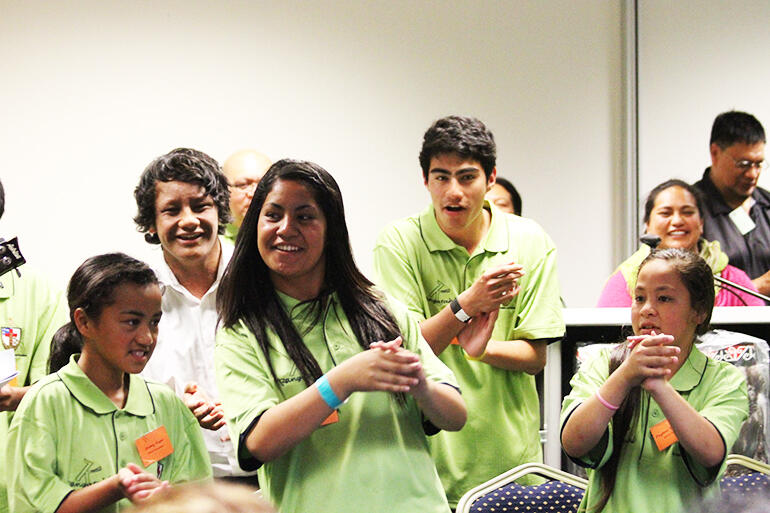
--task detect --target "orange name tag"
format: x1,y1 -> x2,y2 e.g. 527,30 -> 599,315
135,426 -> 174,467
8,376 -> 18,387
321,410 -> 339,426
650,419 -> 678,451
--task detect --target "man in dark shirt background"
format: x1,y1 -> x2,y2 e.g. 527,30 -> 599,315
694,110 -> 770,299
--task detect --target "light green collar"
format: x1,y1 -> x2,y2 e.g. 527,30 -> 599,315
58,355 -> 154,416
618,239 -> 728,296
669,343 -> 707,392
418,200 -> 509,255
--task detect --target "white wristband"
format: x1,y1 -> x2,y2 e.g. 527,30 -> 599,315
450,298 -> 471,323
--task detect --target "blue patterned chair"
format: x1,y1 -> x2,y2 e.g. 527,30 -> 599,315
456,462 -> 588,513
720,454 -> 770,503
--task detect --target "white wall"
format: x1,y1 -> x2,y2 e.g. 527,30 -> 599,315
638,0 -> 770,205
0,0 -> 622,306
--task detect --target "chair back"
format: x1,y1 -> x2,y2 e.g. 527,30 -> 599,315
456,462 -> 587,513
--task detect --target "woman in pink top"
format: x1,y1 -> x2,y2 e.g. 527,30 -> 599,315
598,179 -> 764,307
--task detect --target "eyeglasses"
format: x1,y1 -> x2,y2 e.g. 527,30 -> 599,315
230,181 -> 258,193
729,155 -> 767,172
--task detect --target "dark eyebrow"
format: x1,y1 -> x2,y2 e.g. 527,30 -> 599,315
120,309 -> 146,317
264,202 -> 317,211
429,167 -> 480,175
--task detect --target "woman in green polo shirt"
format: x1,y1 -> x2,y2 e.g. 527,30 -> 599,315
561,249 -> 749,513
6,253 -> 211,513
215,159 -> 467,513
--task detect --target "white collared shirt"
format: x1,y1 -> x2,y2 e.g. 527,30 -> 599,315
143,240 -> 253,477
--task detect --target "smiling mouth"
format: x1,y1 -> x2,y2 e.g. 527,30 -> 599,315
176,233 -> 203,242
129,349 -> 151,361
275,244 -> 301,252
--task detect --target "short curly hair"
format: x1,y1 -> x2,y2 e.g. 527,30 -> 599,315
133,148 -> 231,244
419,115 -> 496,180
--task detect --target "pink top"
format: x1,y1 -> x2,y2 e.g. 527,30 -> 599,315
597,264 -> 765,307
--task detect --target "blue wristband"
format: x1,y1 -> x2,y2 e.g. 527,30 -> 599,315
315,374 -> 344,410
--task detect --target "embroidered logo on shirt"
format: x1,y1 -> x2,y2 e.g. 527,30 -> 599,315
277,376 -> 303,386
70,459 -> 103,487
1,327 -> 21,350
426,281 -> 452,306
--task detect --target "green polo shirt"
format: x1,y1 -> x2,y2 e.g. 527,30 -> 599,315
0,267 -> 67,512
215,292 -> 457,513
561,344 -> 749,513
373,203 -> 565,505
6,356 -> 212,513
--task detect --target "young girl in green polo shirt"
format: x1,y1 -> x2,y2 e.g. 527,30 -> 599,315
6,253 -> 211,513
215,159 -> 467,513
561,248 -> 749,513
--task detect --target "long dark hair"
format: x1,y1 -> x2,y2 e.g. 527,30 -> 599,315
48,253 -> 159,372
217,159 -> 401,394
596,248 -> 714,510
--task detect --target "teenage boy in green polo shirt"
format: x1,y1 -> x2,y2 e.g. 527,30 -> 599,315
374,115 -> 565,507
0,179 -> 68,513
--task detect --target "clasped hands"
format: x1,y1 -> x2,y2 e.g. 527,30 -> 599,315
331,337 -> 428,398
455,262 -> 524,358
620,331 -> 681,393
116,462 -> 168,504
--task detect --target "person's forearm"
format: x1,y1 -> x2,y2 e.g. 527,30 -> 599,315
562,369 -> 633,458
245,381 -> 338,463
650,382 -> 724,468
0,385 -> 29,412
412,382 -> 466,431
418,307 -> 466,355
475,340 -> 547,374
57,475 -> 123,513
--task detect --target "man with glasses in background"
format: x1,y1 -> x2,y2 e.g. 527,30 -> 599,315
221,149 -> 272,245
694,110 -> 770,298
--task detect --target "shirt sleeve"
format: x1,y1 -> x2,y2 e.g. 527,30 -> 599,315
681,361 -> 749,485
373,226 -> 429,321
215,324 -> 282,470
507,227 -> 565,341
27,273 -> 68,383
163,393 -> 213,483
6,390 -> 73,513
560,349 -> 614,469
596,271 -> 632,307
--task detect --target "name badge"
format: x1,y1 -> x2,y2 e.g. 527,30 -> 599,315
135,426 -> 174,467
650,419 -> 678,451
728,206 -> 756,235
